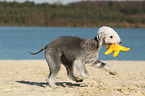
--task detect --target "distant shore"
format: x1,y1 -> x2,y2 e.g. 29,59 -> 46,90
0,60 -> 145,96
0,1 -> 145,28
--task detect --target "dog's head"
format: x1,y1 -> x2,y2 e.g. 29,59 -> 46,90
97,26 -> 121,46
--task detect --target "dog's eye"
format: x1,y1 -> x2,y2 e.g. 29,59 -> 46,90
110,36 -> 113,38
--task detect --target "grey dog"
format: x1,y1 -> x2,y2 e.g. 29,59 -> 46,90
28,26 -> 121,88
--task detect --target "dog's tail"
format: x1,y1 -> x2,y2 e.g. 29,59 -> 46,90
28,46 -> 47,55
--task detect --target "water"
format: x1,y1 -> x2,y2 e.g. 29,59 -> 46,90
0,26 -> 144,60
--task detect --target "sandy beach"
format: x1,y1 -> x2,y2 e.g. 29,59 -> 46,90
0,60 -> 145,96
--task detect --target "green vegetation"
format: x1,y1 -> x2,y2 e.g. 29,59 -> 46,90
0,1 -> 145,28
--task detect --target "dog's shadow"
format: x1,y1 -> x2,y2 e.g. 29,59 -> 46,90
16,80 -> 88,88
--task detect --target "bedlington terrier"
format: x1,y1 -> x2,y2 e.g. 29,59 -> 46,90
28,26 -> 121,88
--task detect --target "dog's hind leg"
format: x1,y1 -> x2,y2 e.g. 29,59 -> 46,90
45,51 -> 61,88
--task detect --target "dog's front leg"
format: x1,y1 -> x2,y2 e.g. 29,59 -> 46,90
90,60 -> 117,75
74,59 -> 89,80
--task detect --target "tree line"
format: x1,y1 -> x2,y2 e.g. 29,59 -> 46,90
0,1 -> 145,28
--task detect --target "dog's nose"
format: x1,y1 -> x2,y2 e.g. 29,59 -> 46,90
119,41 -> 121,45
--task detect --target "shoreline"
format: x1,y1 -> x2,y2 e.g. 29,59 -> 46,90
1,23 -> 145,28
0,59 -> 144,60
0,60 -> 145,96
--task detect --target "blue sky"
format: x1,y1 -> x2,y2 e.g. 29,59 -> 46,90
0,0 -> 82,4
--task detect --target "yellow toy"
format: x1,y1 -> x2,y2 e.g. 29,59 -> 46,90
104,44 -> 130,57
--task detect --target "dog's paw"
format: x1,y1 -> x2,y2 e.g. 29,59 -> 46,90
76,77 -> 83,82
109,71 -> 117,75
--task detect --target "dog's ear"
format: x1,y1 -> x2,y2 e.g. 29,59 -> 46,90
97,33 -> 106,40
97,34 -> 101,41
97,33 -> 106,46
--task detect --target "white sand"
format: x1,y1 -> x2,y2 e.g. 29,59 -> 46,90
0,60 -> 145,96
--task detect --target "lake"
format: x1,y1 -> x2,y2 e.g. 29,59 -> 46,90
0,26 -> 144,60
